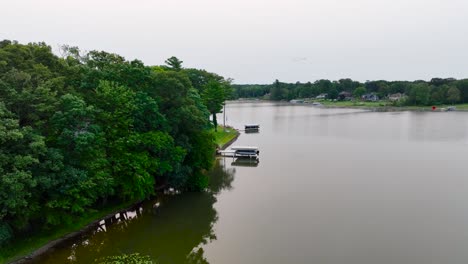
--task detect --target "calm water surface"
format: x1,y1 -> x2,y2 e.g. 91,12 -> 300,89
34,102 -> 468,264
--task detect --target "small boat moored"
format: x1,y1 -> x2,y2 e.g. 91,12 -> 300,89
245,124 -> 260,133
230,146 -> 259,159
447,106 -> 456,111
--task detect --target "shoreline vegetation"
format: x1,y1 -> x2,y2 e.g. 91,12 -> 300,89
318,101 -> 468,111
232,78 -> 468,109
2,125 -> 240,264
0,40 -> 233,263
234,98 -> 468,112
7,201 -> 140,264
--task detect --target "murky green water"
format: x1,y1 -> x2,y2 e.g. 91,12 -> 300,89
33,102 -> 468,264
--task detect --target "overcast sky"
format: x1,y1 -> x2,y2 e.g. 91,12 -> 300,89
2,0 -> 468,84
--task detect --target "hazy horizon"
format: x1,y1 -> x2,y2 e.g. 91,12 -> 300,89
2,0 -> 468,84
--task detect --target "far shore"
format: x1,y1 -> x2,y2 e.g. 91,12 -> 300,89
230,99 -> 468,112
321,104 -> 468,112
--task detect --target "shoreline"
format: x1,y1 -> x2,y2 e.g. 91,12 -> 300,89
231,99 -> 468,112
8,201 -> 143,264
320,104 -> 468,112
6,127 -> 241,264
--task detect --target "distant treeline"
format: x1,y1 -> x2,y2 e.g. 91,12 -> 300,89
233,78 -> 468,105
0,40 -> 230,246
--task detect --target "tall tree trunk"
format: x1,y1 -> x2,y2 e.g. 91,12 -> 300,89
212,112 -> 218,131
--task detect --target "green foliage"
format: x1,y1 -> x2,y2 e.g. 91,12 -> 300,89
0,103 -> 46,230
186,171 -> 210,191
0,223 -> 12,247
455,79 -> 468,103
96,253 -> 153,264
234,77 -> 468,106
353,87 -> 367,98
43,93 -> 112,221
113,131 -> 185,200
202,81 -> 225,113
165,56 -> 183,71
232,84 -> 270,99
0,40 -> 228,251
298,82 -> 318,98
202,80 -> 225,131
328,88 -> 339,100
430,85 -> 449,104
407,83 -> 431,105
183,68 -> 225,93
270,79 -> 284,100
447,86 -> 460,104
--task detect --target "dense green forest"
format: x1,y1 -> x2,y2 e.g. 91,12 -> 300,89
0,40 -> 231,247
233,78 -> 468,105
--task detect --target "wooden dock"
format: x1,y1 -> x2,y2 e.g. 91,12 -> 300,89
218,150 -> 259,159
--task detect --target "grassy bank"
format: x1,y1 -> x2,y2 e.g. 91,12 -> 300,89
0,200 -> 137,264
212,126 -> 239,149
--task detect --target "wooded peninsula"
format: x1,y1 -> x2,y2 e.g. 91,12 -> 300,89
0,40 -> 231,256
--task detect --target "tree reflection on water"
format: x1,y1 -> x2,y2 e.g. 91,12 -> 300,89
208,158 -> 236,195
32,159 -> 235,264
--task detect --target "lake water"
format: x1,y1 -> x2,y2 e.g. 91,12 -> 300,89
33,101 -> 468,264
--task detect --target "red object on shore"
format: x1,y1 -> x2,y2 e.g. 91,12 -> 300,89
432,106 -> 436,111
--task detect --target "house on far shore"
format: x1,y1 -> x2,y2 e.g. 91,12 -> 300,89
338,91 -> 352,101
388,93 -> 405,101
362,93 -> 379,101
316,93 -> 328,99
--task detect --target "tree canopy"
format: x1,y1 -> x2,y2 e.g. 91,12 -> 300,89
165,56 -> 183,71
0,40 -> 231,247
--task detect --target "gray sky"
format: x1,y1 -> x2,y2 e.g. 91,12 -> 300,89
2,0 -> 468,84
